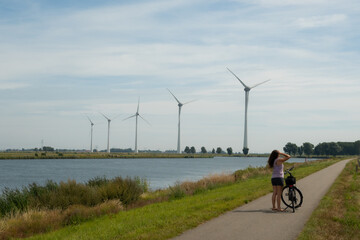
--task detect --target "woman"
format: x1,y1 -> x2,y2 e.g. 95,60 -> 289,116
268,150 -> 291,211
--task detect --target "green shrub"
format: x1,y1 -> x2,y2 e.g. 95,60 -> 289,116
0,188 -> 29,217
87,176 -> 109,187
0,176 -> 146,217
169,182 -> 186,200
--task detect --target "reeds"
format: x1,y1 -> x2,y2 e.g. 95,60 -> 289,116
0,176 -> 147,217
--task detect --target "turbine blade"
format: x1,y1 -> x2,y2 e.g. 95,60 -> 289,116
137,97 -> 140,113
226,67 -> 249,88
167,88 -> 182,105
183,99 -> 197,105
86,116 -> 94,125
250,79 -> 271,89
139,114 -> 151,126
99,112 -> 110,121
123,114 -> 136,121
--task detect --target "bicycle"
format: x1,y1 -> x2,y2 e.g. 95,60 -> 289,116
281,166 -> 303,212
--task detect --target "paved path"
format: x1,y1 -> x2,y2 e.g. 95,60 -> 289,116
173,159 -> 351,240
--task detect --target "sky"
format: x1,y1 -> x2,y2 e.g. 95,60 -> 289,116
0,0 -> 359,153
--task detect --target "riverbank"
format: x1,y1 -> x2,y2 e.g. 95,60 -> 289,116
6,158 -> 340,240
0,151 -> 248,160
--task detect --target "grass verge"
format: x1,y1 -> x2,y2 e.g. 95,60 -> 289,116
23,158 -> 342,240
298,158 -> 360,240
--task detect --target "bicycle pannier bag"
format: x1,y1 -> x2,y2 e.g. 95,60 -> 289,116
285,176 -> 296,186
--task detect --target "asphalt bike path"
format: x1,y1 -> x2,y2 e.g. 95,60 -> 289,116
172,159 -> 351,240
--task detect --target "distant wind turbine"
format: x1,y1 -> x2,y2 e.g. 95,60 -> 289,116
100,113 -> 121,153
227,68 -> 270,155
123,97 -> 150,153
167,89 -> 196,154
86,116 -> 94,152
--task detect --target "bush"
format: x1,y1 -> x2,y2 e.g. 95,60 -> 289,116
169,182 -> 186,200
87,176 -> 109,187
0,188 -> 28,217
0,176 -> 147,217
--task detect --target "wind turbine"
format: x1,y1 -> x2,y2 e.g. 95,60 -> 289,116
123,97 -> 150,153
100,113 -> 112,153
227,68 -> 270,155
167,89 -> 196,154
86,116 -> 94,152
99,113 -> 121,153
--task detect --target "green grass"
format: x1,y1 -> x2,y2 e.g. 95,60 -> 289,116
26,158 -> 342,240
298,158 -> 360,240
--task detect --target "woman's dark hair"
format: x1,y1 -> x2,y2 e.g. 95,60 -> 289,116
268,150 -> 279,168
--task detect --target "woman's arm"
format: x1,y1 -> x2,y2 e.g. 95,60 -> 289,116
276,152 -> 291,165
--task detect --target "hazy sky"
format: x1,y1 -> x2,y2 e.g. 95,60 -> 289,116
1,0 -> 359,153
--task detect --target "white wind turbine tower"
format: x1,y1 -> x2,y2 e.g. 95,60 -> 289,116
123,97 -> 150,153
227,68 -> 270,155
167,89 -> 196,154
86,116 -> 94,152
100,113 -> 121,153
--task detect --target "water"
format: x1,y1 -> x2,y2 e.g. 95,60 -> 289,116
0,157 -> 308,192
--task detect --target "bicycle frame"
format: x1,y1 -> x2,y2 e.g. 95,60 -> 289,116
281,167 -> 303,212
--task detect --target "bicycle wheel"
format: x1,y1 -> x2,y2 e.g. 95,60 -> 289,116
281,186 -> 303,209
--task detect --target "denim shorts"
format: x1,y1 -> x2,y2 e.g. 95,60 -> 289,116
271,177 -> 284,186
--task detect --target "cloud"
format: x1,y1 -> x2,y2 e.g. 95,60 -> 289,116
295,14 -> 347,28
0,82 -> 28,90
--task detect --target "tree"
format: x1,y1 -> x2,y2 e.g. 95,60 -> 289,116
184,146 -> 190,154
283,142 -> 298,155
42,146 -> 54,152
216,147 -> 222,154
297,146 -> 304,157
302,142 -> 314,157
355,140 -> 360,155
201,146 -> 207,154
227,147 -> 233,155
190,146 -> 196,154
314,142 -> 329,156
328,142 -> 342,156
212,148 -> 215,154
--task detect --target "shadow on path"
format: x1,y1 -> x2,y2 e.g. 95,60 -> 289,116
232,208 -> 293,214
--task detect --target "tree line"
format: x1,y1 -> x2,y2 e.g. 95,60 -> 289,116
184,146 -> 233,155
283,141 -> 360,157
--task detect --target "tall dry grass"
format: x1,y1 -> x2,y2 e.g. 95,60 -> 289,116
0,200 -> 123,240
169,173 -> 236,199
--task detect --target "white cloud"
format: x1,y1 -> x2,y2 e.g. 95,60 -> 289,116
295,14 -> 347,28
0,82 -> 28,90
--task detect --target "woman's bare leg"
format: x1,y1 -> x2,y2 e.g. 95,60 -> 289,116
272,186 -> 277,210
276,186 -> 283,211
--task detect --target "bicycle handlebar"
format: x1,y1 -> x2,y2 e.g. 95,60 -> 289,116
284,166 -> 294,175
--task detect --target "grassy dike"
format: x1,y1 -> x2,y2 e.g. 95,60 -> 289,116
26,159 -> 342,240
298,158 -> 360,240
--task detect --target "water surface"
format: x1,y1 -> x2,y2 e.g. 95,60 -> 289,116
0,157 -> 308,191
